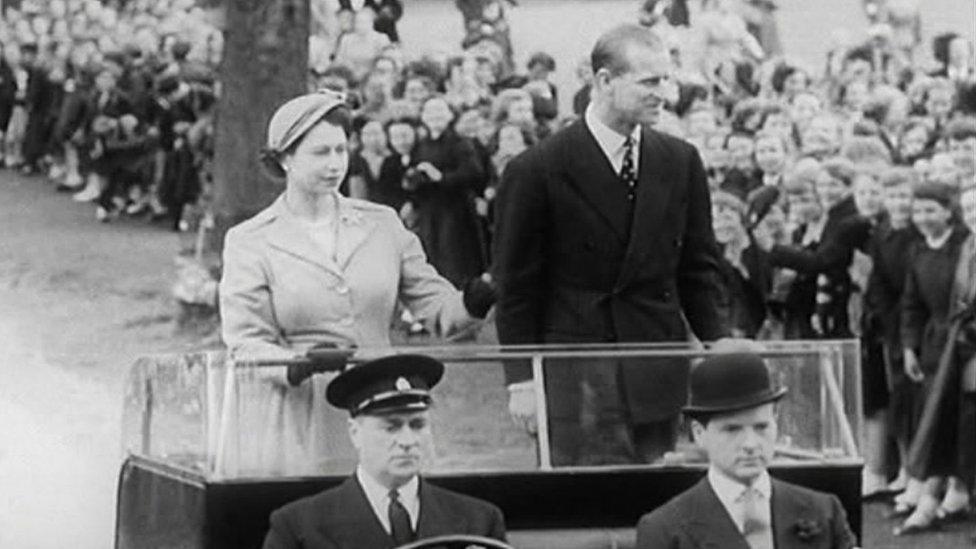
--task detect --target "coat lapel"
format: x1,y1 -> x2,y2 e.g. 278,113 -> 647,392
560,120 -> 631,242
415,480 -> 467,538
618,129 -> 675,286
770,479 -> 818,549
334,197 -> 379,269
326,477 -> 395,549
264,196 -> 344,277
681,479 -> 751,549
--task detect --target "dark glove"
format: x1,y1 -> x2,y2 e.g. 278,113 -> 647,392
288,342 -> 355,386
462,274 -> 496,319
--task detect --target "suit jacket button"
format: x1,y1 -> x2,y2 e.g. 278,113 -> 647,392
673,237 -> 682,248
661,291 -> 672,300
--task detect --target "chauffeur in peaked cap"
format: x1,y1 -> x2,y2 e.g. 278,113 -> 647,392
262,354 -> 507,549
636,353 -> 857,549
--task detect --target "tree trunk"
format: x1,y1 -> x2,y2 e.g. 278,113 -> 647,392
175,0 -> 308,330
211,0 -> 310,253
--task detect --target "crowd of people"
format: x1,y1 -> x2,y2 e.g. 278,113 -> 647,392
0,0 -> 221,227
301,0 -> 976,536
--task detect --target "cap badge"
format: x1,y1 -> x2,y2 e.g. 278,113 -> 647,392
395,377 -> 411,391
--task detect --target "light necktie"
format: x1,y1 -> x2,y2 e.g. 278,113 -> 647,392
388,489 -> 414,545
740,487 -> 774,549
620,135 -> 638,201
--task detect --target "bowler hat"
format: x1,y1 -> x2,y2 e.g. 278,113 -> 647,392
683,353 -> 787,414
326,354 -> 444,416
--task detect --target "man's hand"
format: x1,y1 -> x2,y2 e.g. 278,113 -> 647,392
507,381 -> 537,435
903,348 -> 924,382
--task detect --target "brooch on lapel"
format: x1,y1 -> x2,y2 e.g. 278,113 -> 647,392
792,519 -> 823,542
339,210 -> 364,226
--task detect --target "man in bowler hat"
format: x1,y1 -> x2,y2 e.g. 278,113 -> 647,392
262,354 -> 507,549
635,353 -> 857,549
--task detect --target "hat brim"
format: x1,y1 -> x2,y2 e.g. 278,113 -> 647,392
325,354 -> 444,411
682,386 -> 788,415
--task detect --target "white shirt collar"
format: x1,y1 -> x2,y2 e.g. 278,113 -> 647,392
356,467 -> 420,533
924,228 -> 953,250
584,103 -> 642,174
707,467 -> 772,532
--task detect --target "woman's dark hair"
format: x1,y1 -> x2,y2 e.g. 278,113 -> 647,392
770,63 -> 799,95
913,181 -> 958,211
674,83 -> 709,117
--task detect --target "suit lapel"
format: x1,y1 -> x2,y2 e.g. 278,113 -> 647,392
326,477 -> 395,549
681,479 -> 751,549
264,196 -> 345,277
771,479 -> 818,549
560,120 -> 631,242
415,480 -> 466,538
618,129 -> 675,286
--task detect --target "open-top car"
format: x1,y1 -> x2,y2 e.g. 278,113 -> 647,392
116,340 -> 863,548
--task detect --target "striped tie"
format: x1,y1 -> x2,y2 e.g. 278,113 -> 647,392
740,487 -> 774,549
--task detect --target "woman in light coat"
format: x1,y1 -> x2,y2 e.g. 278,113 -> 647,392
217,91 -> 493,476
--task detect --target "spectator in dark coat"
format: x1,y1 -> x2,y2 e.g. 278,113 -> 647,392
347,119 -> 389,201
374,118 -> 416,213
897,181 -> 972,534
863,167 -> 921,498
712,191 -> 769,337
409,96 -> 486,287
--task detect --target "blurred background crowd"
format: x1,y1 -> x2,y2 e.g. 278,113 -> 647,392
0,0 -> 974,536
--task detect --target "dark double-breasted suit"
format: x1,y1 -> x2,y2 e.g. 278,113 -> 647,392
493,120 -> 728,462
263,476 -> 506,549
636,477 -> 857,549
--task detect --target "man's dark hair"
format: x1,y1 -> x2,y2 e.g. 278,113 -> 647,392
527,51 -> 556,72
590,24 -> 665,77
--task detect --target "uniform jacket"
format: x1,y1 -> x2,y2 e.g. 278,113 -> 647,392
493,119 -> 728,419
635,477 -> 857,549
220,194 -> 471,359
262,476 -> 506,549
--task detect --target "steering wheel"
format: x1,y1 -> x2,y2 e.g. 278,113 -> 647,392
395,535 -> 515,549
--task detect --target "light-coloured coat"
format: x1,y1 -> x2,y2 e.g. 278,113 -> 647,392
220,194 -> 472,359
215,194 -> 473,476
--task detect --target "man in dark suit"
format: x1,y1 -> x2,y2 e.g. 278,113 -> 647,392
636,353 -> 857,549
262,355 -> 507,549
493,24 -> 728,465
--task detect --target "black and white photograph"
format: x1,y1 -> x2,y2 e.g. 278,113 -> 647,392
0,0 -> 974,547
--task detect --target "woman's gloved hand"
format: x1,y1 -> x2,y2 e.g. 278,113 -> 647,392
462,273 -> 497,319
288,342 -> 355,386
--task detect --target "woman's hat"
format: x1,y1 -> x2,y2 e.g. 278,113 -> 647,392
265,88 -> 349,156
683,353 -> 787,415
326,354 -> 444,417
